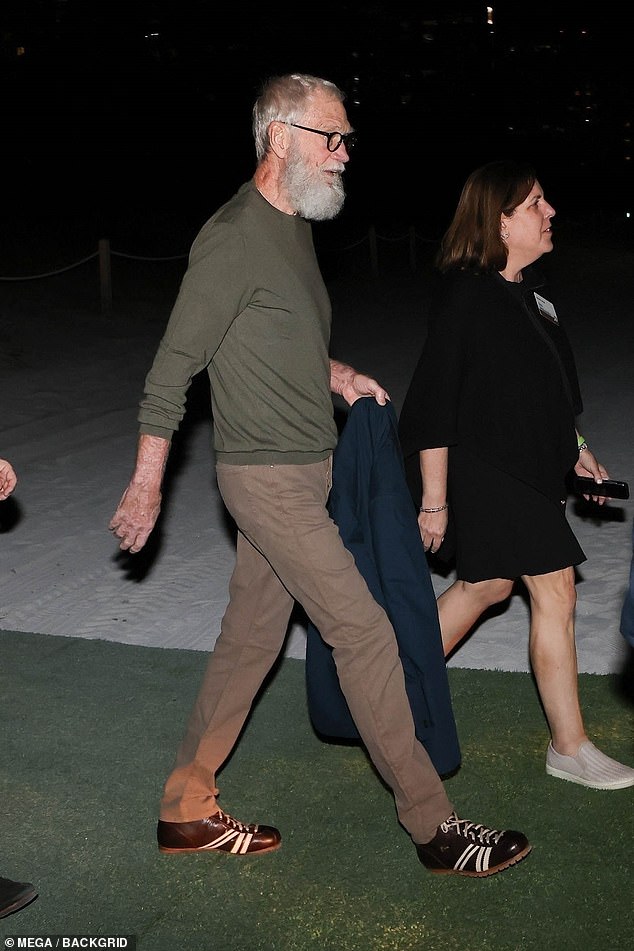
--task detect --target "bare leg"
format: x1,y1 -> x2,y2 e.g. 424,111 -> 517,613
521,568 -> 587,755
437,578 -> 514,657
439,568 -> 633,786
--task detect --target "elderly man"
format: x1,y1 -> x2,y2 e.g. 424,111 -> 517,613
110,74 -> 529,878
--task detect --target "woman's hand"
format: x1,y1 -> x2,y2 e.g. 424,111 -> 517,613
418,509 -> 448,554
574,446 -> 610,504
418,448 -> 449,552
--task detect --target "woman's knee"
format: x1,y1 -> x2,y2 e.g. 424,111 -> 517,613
525,568 -> 577,614
460,577 -> 514,608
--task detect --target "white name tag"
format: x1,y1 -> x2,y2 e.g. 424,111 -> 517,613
534,292 -> 558,324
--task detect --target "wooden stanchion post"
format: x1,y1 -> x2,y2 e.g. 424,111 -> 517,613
409,225 -> 417,272
368,225 -> 378,273
98,238 -> 112,316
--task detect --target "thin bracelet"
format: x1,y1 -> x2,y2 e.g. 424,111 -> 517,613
420,503 -> 449,513
578,441 -> 588,453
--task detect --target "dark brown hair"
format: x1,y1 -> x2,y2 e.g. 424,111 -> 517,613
436,160 -> 537,273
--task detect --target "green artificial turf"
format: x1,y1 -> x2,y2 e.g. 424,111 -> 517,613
1,630 -> 632,950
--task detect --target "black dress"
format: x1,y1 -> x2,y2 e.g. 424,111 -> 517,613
398,265 -> 587,583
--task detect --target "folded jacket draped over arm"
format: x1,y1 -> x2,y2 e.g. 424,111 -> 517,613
305,397 -> 461,776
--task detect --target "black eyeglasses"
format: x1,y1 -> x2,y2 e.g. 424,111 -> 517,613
288,123 -> 357,152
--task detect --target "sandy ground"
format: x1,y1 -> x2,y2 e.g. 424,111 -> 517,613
1,229 -> 633,676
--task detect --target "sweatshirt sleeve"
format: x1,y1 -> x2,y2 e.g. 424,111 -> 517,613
138,222 -> 250,439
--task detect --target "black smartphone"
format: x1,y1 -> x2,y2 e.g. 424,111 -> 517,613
572,476 -> 630,500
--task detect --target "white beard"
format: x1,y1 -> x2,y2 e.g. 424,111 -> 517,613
284,152 -> 346,221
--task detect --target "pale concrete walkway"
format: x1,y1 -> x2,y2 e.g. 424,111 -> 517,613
0,234 -> 632,676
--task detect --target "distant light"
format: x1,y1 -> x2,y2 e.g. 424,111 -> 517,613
486,6 -> 494,26
17,46 -> 25,56
626,212 -> 631,219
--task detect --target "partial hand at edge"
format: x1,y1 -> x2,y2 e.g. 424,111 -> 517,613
0,458 -> 17,500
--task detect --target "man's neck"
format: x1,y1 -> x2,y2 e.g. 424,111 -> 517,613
253,165 -> 296,215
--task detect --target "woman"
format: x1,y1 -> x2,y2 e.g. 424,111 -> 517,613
398,160 -> 634,790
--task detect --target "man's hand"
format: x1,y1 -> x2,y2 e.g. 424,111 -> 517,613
109,483 -> 163,552
109,434 -> 170,551
330,359 -> 390,406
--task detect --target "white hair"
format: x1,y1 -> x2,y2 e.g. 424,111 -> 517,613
252,73 -> 345,162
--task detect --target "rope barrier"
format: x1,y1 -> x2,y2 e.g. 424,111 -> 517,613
111,250 -> 188,261
0,229 -> 439,281
375,230 -> 411,243
0,227 -> 441,313
0,249 -> 188,281
330,229 -> 438,253
335,235 -> 369,251
0,251 -> 99,281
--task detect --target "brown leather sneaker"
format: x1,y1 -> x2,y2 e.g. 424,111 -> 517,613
0,876 -> 38,918
157,809 -> 281,855
416,812 -> 530,877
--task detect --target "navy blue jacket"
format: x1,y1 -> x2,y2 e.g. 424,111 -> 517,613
305,398 -> 461,776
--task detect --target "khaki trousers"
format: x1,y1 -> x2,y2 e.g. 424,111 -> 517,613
160,458 -> 452,844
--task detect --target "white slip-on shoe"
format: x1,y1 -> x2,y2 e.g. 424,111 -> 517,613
546,740 -> 634,790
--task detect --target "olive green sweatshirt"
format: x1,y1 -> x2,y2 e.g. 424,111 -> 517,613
138,181 -> 338,465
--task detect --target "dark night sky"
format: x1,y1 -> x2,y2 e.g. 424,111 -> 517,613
3,0 -> 633,254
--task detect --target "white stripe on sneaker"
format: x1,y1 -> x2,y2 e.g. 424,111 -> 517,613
232,831 -> 255,854
202,830 -> 239,850
455,843 -> 491,872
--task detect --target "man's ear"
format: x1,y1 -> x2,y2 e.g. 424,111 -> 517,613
268,120 -> 290,159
